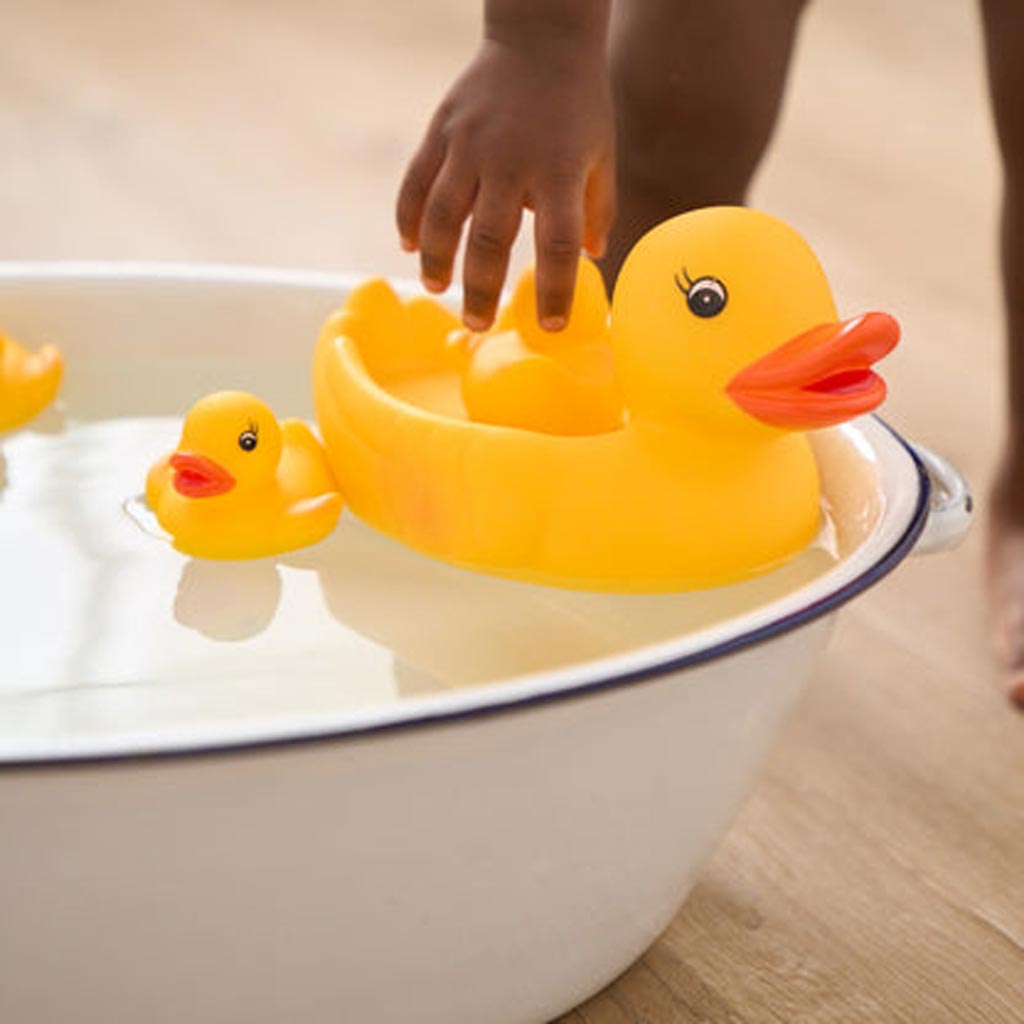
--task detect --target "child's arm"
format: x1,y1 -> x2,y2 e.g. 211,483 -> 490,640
396,0 -> 614,332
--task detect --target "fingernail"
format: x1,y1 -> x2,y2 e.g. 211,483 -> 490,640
463,312 -> 488,332
400,236 -> 417,253
540,316 -> 567,332
422,277 -> 447,294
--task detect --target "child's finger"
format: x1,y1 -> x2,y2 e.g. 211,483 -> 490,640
396,131 -> 446,252
583,159 -> 616,260
462,186 -> 523,330
533,182 -> 585,330
418,161 -> 477,293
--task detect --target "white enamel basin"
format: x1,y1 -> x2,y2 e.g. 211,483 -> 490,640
0,265 -> 969,1024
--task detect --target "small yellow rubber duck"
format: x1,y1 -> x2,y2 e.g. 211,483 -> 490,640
451,257 -> 623,435
313,207 -> 899,591
0,330 -> 63,431
147,391 -> 343,560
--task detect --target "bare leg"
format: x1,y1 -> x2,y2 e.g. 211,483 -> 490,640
981,0 -> 1024,707
599,0 -> 808,288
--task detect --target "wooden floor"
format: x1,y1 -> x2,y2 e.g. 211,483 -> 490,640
2,0 -> 1022,1020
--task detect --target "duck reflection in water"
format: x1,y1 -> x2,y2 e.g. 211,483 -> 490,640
173,558 -> 282,642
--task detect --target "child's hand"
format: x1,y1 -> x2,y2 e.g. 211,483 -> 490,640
396,29 -> 614,333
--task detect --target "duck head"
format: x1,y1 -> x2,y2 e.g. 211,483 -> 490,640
170,391 -> 282,498
506,256 -> 610,350
610,207 -> 899,437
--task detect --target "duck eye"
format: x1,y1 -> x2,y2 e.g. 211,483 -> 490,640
678,275 -> 728,319
238,429 -> 258,452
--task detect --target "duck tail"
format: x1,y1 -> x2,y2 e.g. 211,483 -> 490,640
283,492 -> 344,546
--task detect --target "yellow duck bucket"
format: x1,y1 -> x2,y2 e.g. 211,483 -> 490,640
313,207 -> 899,592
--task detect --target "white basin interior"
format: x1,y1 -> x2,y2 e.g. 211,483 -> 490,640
0,266 -> 920,761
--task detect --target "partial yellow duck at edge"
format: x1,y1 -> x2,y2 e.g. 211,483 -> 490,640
0,330 -> 63,432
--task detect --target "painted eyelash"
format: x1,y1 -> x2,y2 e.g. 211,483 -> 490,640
674,267 -> 698,296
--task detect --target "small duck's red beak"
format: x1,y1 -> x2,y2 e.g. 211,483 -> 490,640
170,452 -> 235,498
726,312 -> 900,429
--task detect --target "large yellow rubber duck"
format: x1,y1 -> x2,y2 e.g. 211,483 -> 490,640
0,330 -> 63,431
147,391 -> 343,559
313,207 -> 899,591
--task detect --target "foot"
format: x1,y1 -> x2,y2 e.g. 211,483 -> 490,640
986,449 -> 1024,707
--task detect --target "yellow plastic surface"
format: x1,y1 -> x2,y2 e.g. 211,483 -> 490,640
147,390 -> 343,559
314,207 -> 895,591
455,257 -> 623,435
0,331 -> 62,431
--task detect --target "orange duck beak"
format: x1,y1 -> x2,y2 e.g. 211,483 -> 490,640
726,312 -> 900,429
170,453 -> 236,498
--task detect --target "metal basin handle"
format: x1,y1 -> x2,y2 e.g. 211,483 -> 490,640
913,444 -> 973,555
